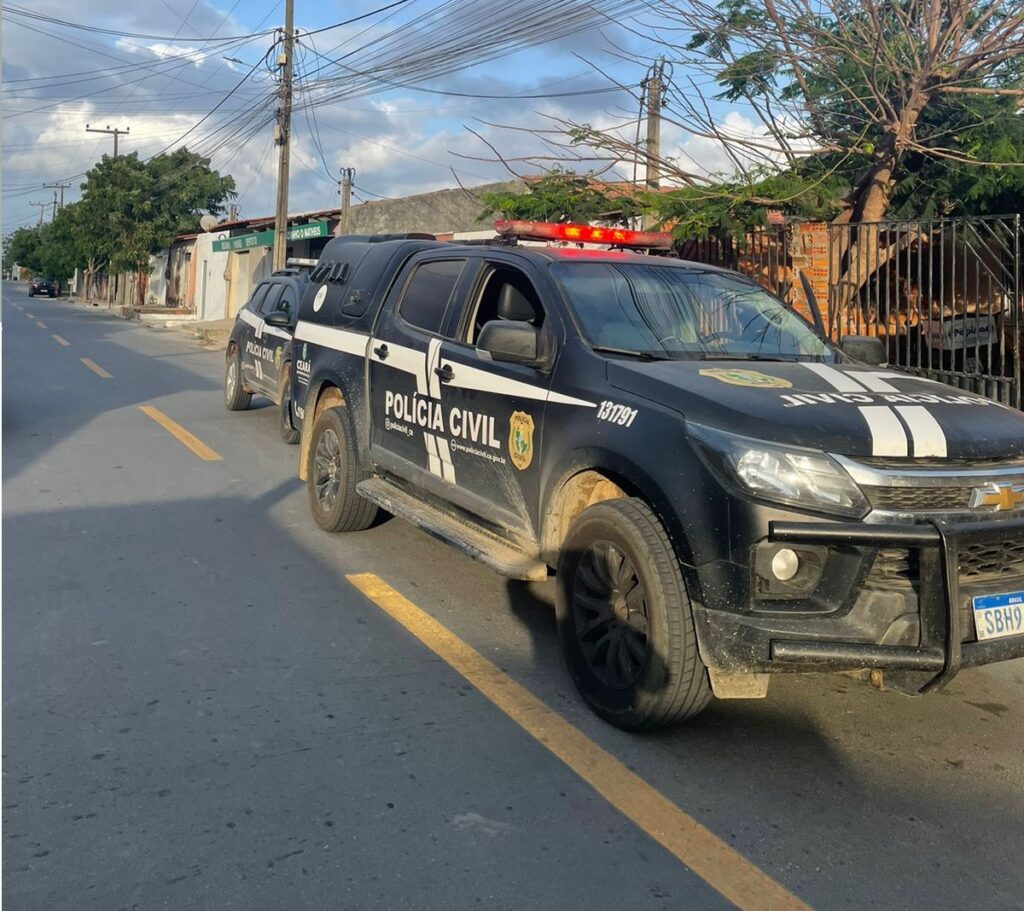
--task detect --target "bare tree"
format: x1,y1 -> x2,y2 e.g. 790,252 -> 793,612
504,0 -> 1023,222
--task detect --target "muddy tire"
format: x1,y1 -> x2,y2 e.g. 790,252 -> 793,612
224,346 -> 251,411
305,405 -> 377,532
556,498 -> 711,730
278,367 -> 300,444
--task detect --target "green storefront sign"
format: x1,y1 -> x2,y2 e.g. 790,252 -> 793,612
212,220 -> 328,253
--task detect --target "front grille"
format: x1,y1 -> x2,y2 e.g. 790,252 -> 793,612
960,539 -> 1024,580
857,456 -> 1024,471
865,486 -> 971,512
867,541 -> 1024,587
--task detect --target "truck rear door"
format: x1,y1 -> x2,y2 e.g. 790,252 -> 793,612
367,256 -> 468,487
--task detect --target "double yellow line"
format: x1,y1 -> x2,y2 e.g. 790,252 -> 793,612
348,573 -> 810,911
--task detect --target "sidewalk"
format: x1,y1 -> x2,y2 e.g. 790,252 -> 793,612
172,318 -> 233,350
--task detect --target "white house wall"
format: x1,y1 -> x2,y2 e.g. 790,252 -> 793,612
193,232 -> 230,321
146,252 -> 168,307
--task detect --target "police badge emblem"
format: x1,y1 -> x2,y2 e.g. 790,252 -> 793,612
698,368 -> 792,388
274,347 -> 283,371
508,411 -> 535,470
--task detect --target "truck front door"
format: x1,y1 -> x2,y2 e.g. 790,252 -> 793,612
431,258 -> 560,539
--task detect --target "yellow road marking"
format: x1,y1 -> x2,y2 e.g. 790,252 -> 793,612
139,405 -> 222,462
347,573 -> 810,911
36,320 -> 48,329
52,334 -> 70,346
80,357 -> 112,378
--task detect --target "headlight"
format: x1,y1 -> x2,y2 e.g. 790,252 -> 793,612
689,423 -> 868,518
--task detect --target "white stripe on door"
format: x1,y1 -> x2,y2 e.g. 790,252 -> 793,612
435,437 -> 456,483
426,338 -> 443,399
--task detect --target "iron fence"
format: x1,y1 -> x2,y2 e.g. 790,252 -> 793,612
826,215 -> 1021,409
677,216 -> 1023,409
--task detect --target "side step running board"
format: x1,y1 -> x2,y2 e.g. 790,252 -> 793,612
356,479 -> 548,581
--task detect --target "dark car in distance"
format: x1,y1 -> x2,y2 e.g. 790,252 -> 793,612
29,278 -> 58,298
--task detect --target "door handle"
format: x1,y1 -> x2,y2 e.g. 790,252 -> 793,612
373,343 -> 389,360
434,363 -> 454,382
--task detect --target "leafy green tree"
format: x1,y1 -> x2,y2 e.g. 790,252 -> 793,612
477,170 -> 644,225
4,227 -> 46,275
78,149 -> 235,276
3,149 -> 233,297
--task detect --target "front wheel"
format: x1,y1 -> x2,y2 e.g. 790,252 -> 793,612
305,405 -> 377,532
556,498 -> 711,730
224,347 -> 251,411
278,367 -> 300,444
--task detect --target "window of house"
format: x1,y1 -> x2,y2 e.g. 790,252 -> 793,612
397,260 -> 465,335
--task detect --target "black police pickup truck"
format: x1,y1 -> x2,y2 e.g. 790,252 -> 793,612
224,264 -> 311,443
288,221 -> 1024,730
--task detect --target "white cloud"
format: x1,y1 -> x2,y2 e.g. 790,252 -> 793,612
114,39 -> 207,66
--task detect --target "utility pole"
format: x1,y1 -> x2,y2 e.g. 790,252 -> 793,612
29,201 -> 48,226
50,190 -> 59,222
85,124 -> 130,156
335,167 -> 355,236
43,181 -> 71,210
228,203 -> 240,222
642,59 -> 664,230
271,0 -> 295,272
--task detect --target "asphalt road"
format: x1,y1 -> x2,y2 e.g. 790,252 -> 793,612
3,281 -> 1023,911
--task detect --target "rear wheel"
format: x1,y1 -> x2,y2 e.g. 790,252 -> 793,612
556,498 -> 710,730
224,347 -> 251,411
305,405 -> 377,532
278,367 -> 300,444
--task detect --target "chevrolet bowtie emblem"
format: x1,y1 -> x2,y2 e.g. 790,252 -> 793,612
969,482 -> 1024,511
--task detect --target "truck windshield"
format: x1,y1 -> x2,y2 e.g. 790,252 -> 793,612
553,262 -> 836,361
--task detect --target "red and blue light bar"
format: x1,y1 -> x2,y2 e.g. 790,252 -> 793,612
494,220 -> 673,250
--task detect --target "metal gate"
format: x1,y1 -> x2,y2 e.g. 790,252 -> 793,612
677,225 -> 794,301
826,215 -> 1022,409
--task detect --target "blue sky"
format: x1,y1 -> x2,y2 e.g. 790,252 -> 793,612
2,1 -> 750,234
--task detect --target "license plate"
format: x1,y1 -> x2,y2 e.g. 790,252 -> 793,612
972,590 -> 1024,641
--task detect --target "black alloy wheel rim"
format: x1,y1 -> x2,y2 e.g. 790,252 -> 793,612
314,427 -> 342,511
571,539 -> 650,689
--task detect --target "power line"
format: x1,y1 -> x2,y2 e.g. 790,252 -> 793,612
3,4 -> 276,43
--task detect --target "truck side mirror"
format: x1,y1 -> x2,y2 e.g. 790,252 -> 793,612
839,335 -> 887,366
264,310 -> 290,328
477,320 -> 542,366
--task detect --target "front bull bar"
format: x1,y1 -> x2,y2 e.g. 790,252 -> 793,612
766,517 -> 1024,693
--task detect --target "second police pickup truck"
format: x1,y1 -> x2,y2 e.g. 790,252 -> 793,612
286,221 -> 1024,730
225,262 -> 312,443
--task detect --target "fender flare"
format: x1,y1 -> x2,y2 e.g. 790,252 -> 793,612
540,446 -> 695,567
